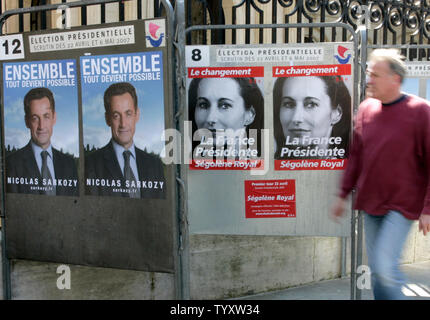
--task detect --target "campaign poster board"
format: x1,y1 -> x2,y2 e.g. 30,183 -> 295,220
1,19 -> 176,272
186,43 -> 353,236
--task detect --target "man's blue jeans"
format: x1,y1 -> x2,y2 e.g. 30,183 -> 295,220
364,210 -> 414,300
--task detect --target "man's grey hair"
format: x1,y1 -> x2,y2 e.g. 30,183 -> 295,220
368,48 -> 406,83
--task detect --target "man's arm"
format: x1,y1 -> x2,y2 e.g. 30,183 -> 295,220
419,215 -> 430,236
331,108 -> 364,221
418,103 -> 430,235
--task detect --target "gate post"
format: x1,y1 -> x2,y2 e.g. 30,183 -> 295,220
173,0 -> 190,300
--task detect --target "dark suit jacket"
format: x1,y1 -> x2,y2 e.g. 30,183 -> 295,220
84,141 -> 166,199
6,142 -> 79,196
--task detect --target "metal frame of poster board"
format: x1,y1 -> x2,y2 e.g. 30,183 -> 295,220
182,22 -> 363,300
0,0 -> 182,300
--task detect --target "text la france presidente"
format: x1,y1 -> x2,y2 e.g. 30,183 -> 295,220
4,53 -> 162,87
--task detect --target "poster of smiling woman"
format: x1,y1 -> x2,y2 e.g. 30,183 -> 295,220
81,51 -> 166,198
3,59 -> 79,196
273,64 -> 352,171
187,67 -> 265,171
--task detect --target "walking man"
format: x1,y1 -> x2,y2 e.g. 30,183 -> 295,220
331,49 -> 430,299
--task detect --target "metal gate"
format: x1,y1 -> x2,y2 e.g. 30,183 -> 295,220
1,0 -> 429,301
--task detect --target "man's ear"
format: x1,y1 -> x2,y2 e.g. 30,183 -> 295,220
136,107 -> 140,122
53,111 -> 57,125
244,106 -> 256,126
105,112 -> 111,127
25,116 -> 30,129
331,105 -> 342,125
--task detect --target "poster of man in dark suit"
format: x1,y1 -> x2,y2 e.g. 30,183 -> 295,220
84,82 -> 165,198
6,87 -> 79,196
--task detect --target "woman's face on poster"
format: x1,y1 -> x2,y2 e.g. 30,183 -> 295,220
279,76 -> 341,146
194,78 -> 254,131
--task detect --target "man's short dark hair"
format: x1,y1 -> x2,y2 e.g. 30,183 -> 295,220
104,82 -> 138,113
24,87 -> 55,117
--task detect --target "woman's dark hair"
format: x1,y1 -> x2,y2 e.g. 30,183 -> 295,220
273,76 -> 352,159
188,77 -> 264,156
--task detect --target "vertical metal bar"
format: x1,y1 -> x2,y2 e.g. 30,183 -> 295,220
297,5 -> 302,43
119,0 -> 124,21
203,1 -> 207,44
101,3 -> 105,24
18,0 -> 23,32
232,6 -> 236,44
137,0 -> 142,20
1,0 -> 12,300
259,9 -> 263,44
382,3 -> 387,45
356,211 -> 363,300
185,0 -> 191,44
341,237 -> 347,278
354,24 -> 368,300
319,0 -> 325,42
1,219 -> 11,299
350,208 -> 357,299
154,0 -> 160,16
271,0 -> 277,43
245,1 -> 250,44
160,0 -> 183,299
81,2 -> 87,26
175,0 -> 187,299
41,0 -> 46,30
0,112 -> 10,299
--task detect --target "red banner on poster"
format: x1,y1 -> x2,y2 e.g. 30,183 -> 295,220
272,64 -> 351,77
274,159 -> 347,170
188,66 -> 264,78
245,180 -> 296,218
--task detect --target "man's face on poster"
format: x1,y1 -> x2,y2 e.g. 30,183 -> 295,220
105,92 -> 140,149
25,97 -> 57,149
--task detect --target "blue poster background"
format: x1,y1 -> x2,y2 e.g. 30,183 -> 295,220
80,51 -> 165,155
3,59 -> 79,157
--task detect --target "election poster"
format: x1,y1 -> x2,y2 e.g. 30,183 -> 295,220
186,46 -> 265,171
3,59 -> 79,196
81,51 -> 166,198
273,45 -> 353,171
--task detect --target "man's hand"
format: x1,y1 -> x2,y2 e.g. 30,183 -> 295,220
418,214 -> 430,236
330,196 -> 347,223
